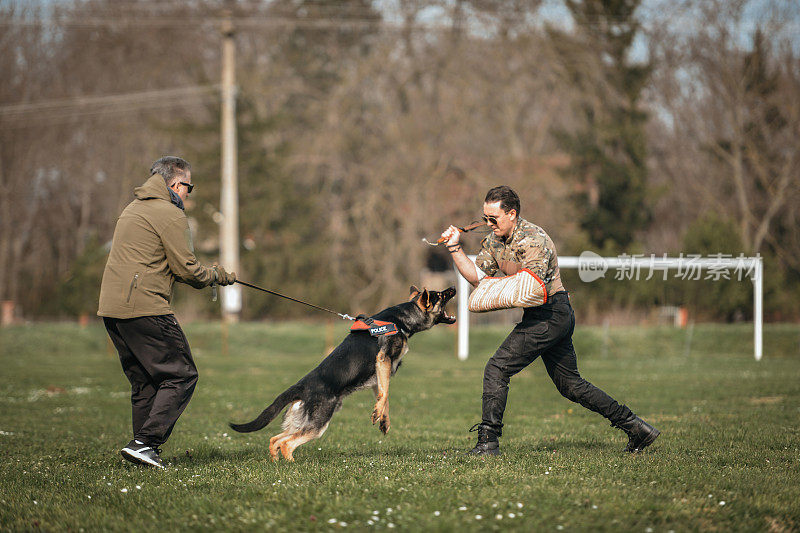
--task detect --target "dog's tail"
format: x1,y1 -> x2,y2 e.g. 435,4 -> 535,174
228,385 -> 302,433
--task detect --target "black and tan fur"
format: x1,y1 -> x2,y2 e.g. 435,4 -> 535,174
229,286 -> 456,461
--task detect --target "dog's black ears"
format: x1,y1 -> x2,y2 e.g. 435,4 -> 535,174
409,285 -> 421,301
417,289 -> 431,310
410,286 -> 432,310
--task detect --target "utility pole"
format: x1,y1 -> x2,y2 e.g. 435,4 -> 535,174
220,9 -> 241,323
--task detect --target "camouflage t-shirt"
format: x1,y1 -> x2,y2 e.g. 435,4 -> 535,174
474,218 -> 565,295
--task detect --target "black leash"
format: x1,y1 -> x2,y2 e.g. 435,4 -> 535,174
234,280 -> 356,321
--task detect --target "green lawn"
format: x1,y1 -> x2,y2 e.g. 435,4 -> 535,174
1,321 -> 799,531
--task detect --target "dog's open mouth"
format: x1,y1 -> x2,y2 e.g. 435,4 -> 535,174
441,312 -> 456,324
440,303 -> 456,324
438,287 -> 457,324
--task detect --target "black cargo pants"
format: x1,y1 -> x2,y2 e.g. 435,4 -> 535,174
104,315 -> 198,447
482,291 -> 634,437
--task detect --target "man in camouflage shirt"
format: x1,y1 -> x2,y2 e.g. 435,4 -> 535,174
474,215 -> 565,295
441,186 -> 659,456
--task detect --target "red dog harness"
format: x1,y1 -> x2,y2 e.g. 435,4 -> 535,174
350,315 -> 399,337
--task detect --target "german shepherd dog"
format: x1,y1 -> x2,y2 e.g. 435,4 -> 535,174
229,286 -> 456,461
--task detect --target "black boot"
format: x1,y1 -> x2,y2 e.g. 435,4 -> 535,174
467,423 -> 501,456
615,416 -> 660,453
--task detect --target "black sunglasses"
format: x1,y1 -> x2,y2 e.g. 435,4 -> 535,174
482,214 -> 500,225
178,182 -> 194,193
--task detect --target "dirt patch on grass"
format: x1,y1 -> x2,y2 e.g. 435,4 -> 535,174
766,515 -> 796,533
749,396 -> 783,405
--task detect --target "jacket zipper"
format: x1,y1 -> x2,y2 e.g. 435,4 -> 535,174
127,273 -> 139,303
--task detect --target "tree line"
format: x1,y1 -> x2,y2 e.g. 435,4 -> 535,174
1,0 -> 798,322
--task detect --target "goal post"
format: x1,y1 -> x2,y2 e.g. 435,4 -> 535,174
454,254 -> 764,361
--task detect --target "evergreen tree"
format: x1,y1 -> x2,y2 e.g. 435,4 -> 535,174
552,0 -> 651,250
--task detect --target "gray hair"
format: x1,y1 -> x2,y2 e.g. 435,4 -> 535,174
150,156 -> 191,185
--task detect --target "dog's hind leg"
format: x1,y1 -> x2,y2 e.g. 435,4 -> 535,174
269,400 -> 306,461
280,397 -> 339,461
269,431 -> 291,461
279,431 -> 318,462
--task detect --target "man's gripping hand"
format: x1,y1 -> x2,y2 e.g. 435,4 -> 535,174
213,265 -> 237,286
440,225 -> 461,248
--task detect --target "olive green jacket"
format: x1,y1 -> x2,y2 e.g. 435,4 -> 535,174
98,175 -> 216,318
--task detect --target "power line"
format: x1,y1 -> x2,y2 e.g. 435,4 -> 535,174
0,85 -> 220,117
2,16 -> 795,34
0,15 -> 384,29
0,85 -> 221,129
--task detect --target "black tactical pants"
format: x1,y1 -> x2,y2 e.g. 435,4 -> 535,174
482,292 -> 633,437
104,315 -> 198,447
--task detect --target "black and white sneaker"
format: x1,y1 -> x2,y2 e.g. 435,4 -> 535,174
120,440 -> 165,469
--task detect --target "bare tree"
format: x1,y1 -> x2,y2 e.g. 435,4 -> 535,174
645,0 -> 800,265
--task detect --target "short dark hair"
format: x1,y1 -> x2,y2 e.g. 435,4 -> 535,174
150,156 -> 191,185
484,185 -> 520,215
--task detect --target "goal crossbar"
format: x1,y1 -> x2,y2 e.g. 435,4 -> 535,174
455,255 -> 764,361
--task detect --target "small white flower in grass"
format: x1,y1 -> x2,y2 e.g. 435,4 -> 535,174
557,526 -> 564,531
33,501 -> 38,505
719,501 -> 726,506
373,510 -> 379,515
367,520 -> 374,525
434,511 -> 440,517
327,518 -> 337,524
708,494 -> 713,498
496,514 -> 503,520
136,485 -> 141,490
384,476 -> 389,480
120,488 -> 128,493
458,506 -> 467,511
87,495 -> 91,499
386,508 -> 393,514
645,528 -> 653,533
475,515 -> 483,520
106,483 -> 111,486
517,502 -> 524,508
339,522 -> 347,527
508,513 -> 516,518
592,505 -> 598,510
387,523 -> 395,528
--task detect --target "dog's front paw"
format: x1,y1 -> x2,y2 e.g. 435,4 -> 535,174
371,406 -> 382,425
371,400 -> 386,425
379,414 -> 390,434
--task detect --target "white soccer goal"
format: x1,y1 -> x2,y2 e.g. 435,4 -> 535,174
455,254 -> 764,361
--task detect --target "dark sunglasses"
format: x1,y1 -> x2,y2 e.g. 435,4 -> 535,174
482,214 -> 500,225
178,182 -> 194,193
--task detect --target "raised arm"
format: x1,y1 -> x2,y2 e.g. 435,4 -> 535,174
440,225 -> 482,287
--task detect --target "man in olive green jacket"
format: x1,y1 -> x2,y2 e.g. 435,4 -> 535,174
99,156 -> 235,468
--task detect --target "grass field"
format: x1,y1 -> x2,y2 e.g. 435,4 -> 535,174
1,321 -> 799,531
